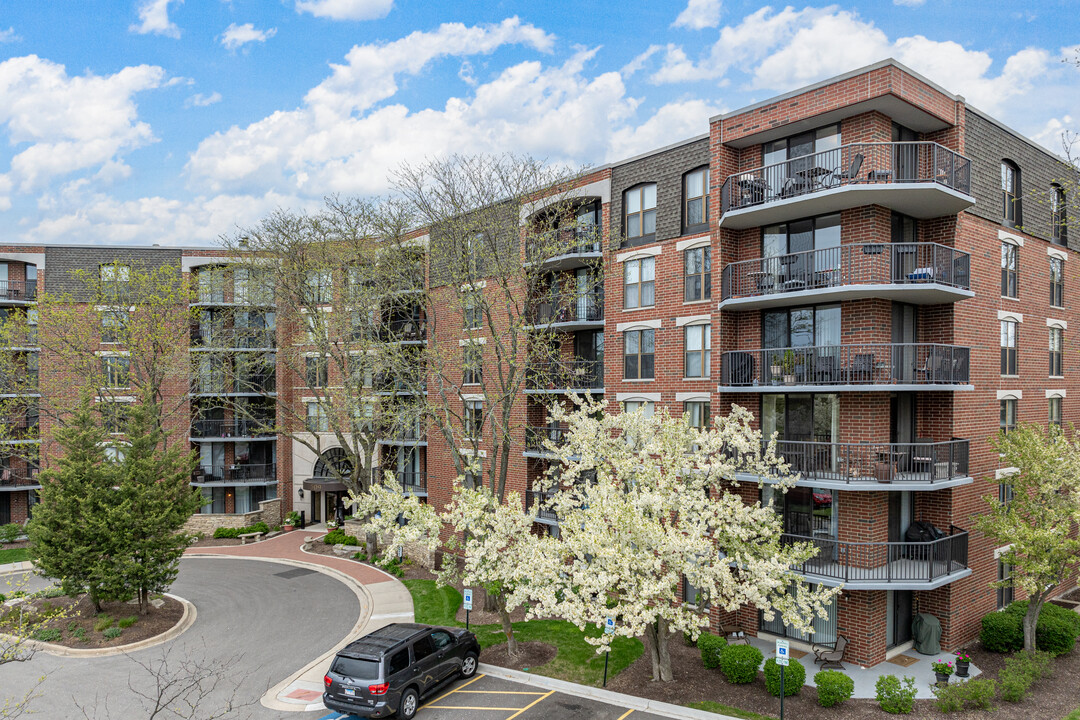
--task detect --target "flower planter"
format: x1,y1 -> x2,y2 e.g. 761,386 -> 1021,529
955,660 -> 970,678
283,524 -> 295,532
783,375 -> 796,386
935,671 -> 950,686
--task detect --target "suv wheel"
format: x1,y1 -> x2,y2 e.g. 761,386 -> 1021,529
461,652 -> 478,678
398,687 -> 419,719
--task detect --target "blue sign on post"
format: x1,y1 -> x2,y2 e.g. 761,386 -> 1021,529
776,639 -> 790,666
463,589 -> 473,611
604,617 -> 615,635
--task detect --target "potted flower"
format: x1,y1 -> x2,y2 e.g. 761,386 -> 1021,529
931,659 -> 954,685
781,349 -> 797,386
283,511 -> 301,532
954,650 -> 971,678
769,353 -> 783,384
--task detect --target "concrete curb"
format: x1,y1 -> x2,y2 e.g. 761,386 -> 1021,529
476,664 -> 746,720
0,560 -> 34,575
9,592 -> 197,659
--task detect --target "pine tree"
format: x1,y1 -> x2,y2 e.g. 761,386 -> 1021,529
27,390 -> 121,611
109,390 -> 201,615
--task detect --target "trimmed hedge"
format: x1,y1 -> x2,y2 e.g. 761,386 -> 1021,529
0,523 -> 21,544
814,669 -> 854,708
763,657 -> 804,697
875,674 -> 916,714
213,521 -> 270,539
323,529 -> 360,546
930,677 -> 997,713
698,633 -> 727,669
719,643 -> 763,684
999,650 -> 1054,702
980,600 -> 1080,655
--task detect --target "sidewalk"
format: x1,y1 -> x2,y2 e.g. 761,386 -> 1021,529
186,530 -> 414,712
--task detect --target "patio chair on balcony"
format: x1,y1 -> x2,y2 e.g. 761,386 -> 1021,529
829,153 -> 864,187
849,353 -> 875,385
911,438 -> 934,478
815,355 -> 839,384
813,635 -> 848,670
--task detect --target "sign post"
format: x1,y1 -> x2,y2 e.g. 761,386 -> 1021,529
463,588 -> 473,631
603,617 -> 615,687
775,639 -> 789,720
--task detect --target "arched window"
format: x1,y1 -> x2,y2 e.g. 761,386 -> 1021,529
1001,160 -> 1021,227
313,447 -> 353,480
683,167 -> 709,231
1051,183 -> 1067,245
624,183 -> 656,243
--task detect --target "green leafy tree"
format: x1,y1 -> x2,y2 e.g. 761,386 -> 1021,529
26,391 -> 120,611
108,389 -> 201,615
976,423 -> 1080,652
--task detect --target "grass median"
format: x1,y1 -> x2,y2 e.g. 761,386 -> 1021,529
0,547 -> 29,564
404,578 -> 642,687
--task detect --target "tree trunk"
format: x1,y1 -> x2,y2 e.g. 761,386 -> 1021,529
644,618 -> 674,681
366,532 -> 379,560
483,588 -> 499,612
497,594 -> 519,656
139,587 -> 150,615
1023,595 -> 1043,652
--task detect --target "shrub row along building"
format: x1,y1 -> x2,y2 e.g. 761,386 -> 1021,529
1,60 -> 1077,666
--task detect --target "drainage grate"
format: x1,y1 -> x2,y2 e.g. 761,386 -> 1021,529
274,568 -> 316,579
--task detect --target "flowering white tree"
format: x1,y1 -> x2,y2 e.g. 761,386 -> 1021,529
522,398 -> 840,682
347,474 -> 441,562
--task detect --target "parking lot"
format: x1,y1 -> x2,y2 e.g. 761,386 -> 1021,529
316,673 -> 673,720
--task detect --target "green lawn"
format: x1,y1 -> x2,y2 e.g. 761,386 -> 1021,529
1063,709 -> 1080,720
403,578 -> 643,687
0,547 -> 29,564
686,701 -> 775,720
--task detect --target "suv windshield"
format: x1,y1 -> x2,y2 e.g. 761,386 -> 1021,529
331,656 -> 379,680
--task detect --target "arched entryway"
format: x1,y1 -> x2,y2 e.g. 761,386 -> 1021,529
302,447 -> 353,523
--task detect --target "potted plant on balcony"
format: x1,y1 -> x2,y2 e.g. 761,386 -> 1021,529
781,349 -> 797,386
769,353 -> 783,385
931,659 -> 954,686
953,650 -> 971,678
283,510 -> 301,532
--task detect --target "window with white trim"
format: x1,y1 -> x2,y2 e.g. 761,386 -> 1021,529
1001,242 -> 1018,298
1049,327 -> 1063,377
685,401 -> 710,429
306,270 -> 332,304
624,257 -> 655,309
1052,184 -> 1067,245
463,345 -> 482,385
101,356 -> 130,388
624,184 -> 657,242
1000,320 -> 1017,375
463,293 -> 482,330
997,560 -> 1014,609
684,168 -> 709,230
306,402 -> 328,432
684,246 -> 711,302
101,263 -> 131,299
464,400 -> 484,439
684,324 -> 711,378
101,309 -> 127,344
1001,160 -> 1021,227
1050,257 -> 1064,308
1000,398 -> 1017,433
1049,396 -> 1062,430
624,329 -> 655,380
101,401 -> 129,434
622,400 -> 654,417
305,355 -> 328,388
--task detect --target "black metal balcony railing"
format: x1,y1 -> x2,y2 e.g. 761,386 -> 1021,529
526,359 -> 604,391
191,419 -> 275,438
377,421 -> 425,442
0,466 -> 40,488
720,344 -> 970,387
397,470 -> 427,491
1,414 -> 40,440
373,372 -> 426,394
192,463 -> 277,484
379,320 -> 427,342
0,371 -> 39,394
764,439 -> 969,484
525,489 -> 560,522
720,142 -> 972,214
720,243 -> 971,301
0,280 -> 37,302
524,425 -> 567,454
525,227 -> 603,263
527,291 -> 604,326
191,327 -> 276,349
782,525 -> 969,584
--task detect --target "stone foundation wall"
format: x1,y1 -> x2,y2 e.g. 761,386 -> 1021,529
341,519 -> 437,568
184,499 -> 281,535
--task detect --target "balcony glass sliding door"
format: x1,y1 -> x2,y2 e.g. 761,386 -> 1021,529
763,304 -> 840,384
760,580 -> 838,645
762,215 -> 841,293
763,393 -> 839,476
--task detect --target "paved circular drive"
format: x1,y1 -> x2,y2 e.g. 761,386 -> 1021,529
1,557 -> 360,719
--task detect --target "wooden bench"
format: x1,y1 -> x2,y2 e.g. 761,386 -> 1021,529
238,531 -> 264,545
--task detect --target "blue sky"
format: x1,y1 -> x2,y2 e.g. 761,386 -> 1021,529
0,0 -> 1076,246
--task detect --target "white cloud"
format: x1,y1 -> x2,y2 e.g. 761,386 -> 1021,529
294,0 -> 393,21
1029,116 -> 1076,154
673,0 -> 723,30
186,92 -> 222,108
220,23 -> 277,51
0,27 -> 21,43
130,0 -> 183,38
0,55 -> 164,202
894,0 -> 926,6
608,99 -> 722,160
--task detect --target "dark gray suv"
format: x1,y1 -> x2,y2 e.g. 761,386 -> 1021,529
323,623 -> 480,719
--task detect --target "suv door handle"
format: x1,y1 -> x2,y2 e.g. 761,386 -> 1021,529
413,667 -> 420,673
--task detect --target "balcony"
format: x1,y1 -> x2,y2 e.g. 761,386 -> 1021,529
525,227 -> 603,272
193,374 -> 276,397
0,280 -> 37,304
719,142 -> 973,229
191,463 -> 277,485
373,372 -> 426,395
0,415 -> 40,444
376,421 -> 426,446
379,319 -> 427,344
190,419 -> 275,440
526,291 -> 604,331
719,243 -> 973,310
190,327 -> 276,350
718,343 -> 971,392
525,359 -> 604,394
0,371 -> 40,397
0,466 -> 40,491
523,424 -> 570,458
782,526 -> 970,590
525,489 -> 560,524
736,439 -> 970,491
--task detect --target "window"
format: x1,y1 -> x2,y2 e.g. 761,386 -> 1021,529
624,184 -> 657,242
101,401 -> 129,434
463,459 -> 482,490
306,402 -> 328,432
622,400 -> 654,417
1049,327 -> 1063,377
101,263 -> 130,298
103,445 -> 127,464
430,630 -> 452,650
1051,257 -> 1065,307
762,214 -> 842,285
412,635 -> 435,661
684,324 -> 711,378
999,483 -> 1015,504
1052,184 -> 1067,245
306,270 -> 332,304
464,400 -> 483,439
1000,398 -> 1017,433
387,649 -> 410,676
684,168 -> 709,230
463,293 -> 482,330
196,266 -> 223,303
623,329 -> 655,380
101,356 -> 130,388
305,355 -> 328,388
624,257 -> 655,309
683,576 -> 701,606
1001,161 -> 1021,227
1049,396 -> 1062,430
101,309 -> 127,343
997,560 -> 1014,609
1001,242 -> 1018,298
1000,320 -> 1017,375
463,345 -> 482,385
685,401 -> 710,429
684,246 -> 711,302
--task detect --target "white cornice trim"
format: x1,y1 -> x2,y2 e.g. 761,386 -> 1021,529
995,467 -> 1019,480
675,314 -> 711,327
1048,246 -> 1068,261
675,236 -> 711,253
460,280 -> 486,292
998,229 -> 1025,246
616,392 -> 661,403
676,392 -> 711,403
994,543 -> 1014,559
997,389 -> 1022,400
0,252 -> 45,268
1046,388 -> 1066,398
615,246 -> 662,263
1047,318 -> 1067,329
997,310 -> 1023,323
461,393 -> 485,402
458,337 -> 487,346
616,318 -> 662,332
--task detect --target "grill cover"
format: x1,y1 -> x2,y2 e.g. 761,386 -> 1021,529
912,612 -> 942,655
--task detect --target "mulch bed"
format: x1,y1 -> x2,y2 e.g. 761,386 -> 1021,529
481,642 -> 557,672
1,540 -> 31,550
12,593 -> 185,650
187,536 -> 246,548
605,634 -> 1080,719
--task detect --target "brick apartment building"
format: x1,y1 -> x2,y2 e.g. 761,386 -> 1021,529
1,59 -> 1076,666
